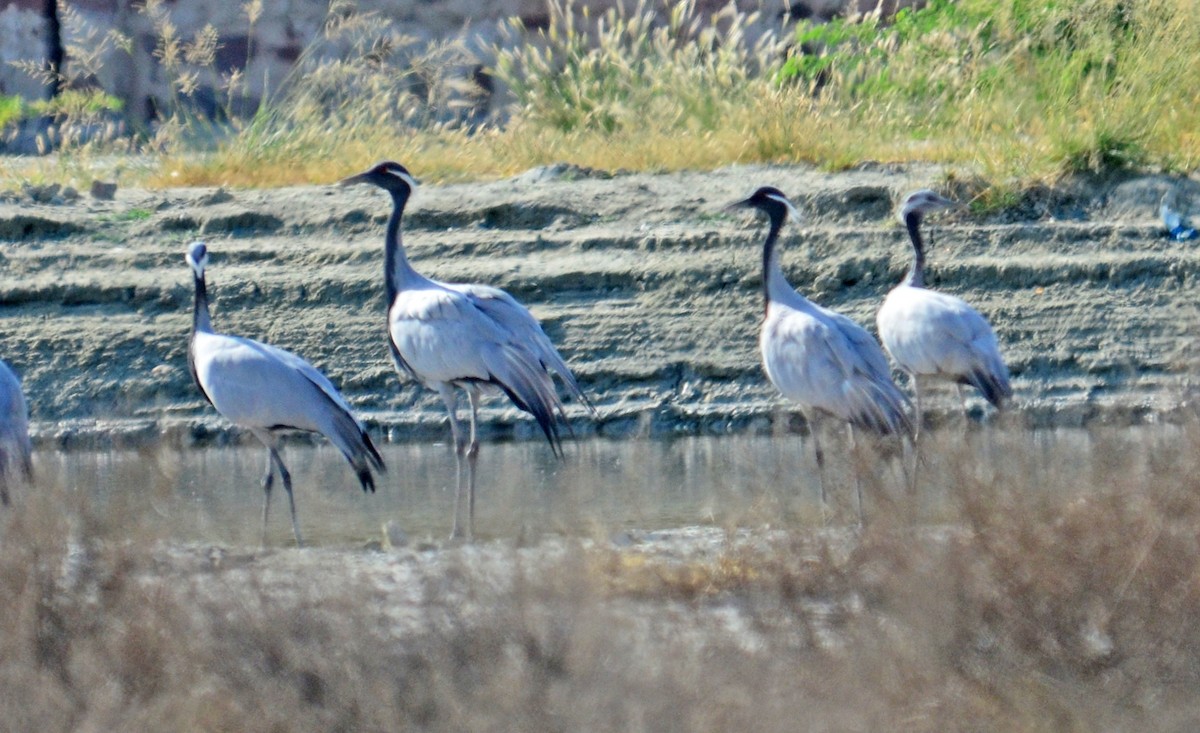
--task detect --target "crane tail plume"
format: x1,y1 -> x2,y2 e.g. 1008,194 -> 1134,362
851,383 -> 914,437
318,396 -> 386,492
489,345 -> 572,458
363,429 -> 386,473
544,355 -> 595,416
346,428 -> 385,493
496,379 -> 565,458
965,368 -> 1012,410
355,463 -> 377,494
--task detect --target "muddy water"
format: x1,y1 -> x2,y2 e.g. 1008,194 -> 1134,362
30,424 -> 1187,547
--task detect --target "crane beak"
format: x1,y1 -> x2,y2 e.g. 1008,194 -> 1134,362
927,192 -> 959,212
337,171 -> 370,187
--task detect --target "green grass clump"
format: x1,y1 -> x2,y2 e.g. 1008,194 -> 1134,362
0,95 -> 24,129
774,0 -> 1200,181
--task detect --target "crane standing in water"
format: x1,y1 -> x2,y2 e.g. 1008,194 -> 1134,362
339,161 -> 592,541
730,186 -> 911,522
186,241 -> 385,546
876,189 -> 1011,441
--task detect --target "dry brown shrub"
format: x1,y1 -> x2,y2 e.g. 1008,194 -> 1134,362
6,423 -> 1200,730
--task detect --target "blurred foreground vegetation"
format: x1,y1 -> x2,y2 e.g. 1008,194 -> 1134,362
5,422 -> 1200,730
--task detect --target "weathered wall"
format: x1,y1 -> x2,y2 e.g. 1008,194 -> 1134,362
1,0 -> 52,101
0,0 -> 907,129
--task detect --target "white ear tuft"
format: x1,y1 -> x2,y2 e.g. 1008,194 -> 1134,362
766,193 -> 802,223
381,166 -> 418,191
396,171 -> 418,190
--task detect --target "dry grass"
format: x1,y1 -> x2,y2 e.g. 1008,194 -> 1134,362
148,0 -> 782,188
9,0 -> 1199,196
5,421 -> 1200,730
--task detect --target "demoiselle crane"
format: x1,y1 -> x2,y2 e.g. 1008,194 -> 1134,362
729,186 -> 911,522
338,161 -> 592,541
186,241 -> 385,546
876,189 -> 1011,439
0,358 -> 33,505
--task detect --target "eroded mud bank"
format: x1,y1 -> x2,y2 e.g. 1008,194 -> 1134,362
2,163 -> 1198,448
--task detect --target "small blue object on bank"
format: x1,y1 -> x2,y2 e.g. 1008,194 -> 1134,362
1161,193 -> 1198,241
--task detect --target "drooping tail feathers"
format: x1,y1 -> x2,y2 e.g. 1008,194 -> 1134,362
849,381 -> 915,437
348,429 -> 386,494
321,401 -> 386,494
539,351 -> 596,416
492,344 -> 571,458
963,367 -> 1013,410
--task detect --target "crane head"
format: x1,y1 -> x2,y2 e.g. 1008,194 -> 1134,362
727,186 -> 801,224
186,241 -> 208,278
338,161 -> 419,194
898,189 -> 956,222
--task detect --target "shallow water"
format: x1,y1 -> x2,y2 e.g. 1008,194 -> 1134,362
29,423 -> 1191,547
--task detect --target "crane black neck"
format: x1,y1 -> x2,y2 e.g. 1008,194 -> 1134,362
903,210 -> 927,288
384,187 -> 414,305
760,207 -> 789,310
191,271 -> 213,335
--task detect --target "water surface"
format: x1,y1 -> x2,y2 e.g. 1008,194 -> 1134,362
33,424 -> 1189,546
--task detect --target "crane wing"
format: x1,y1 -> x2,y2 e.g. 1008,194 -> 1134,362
879,287 -> 1006,378
448,282 -> 592,412
820,306 -> 896,384
762,307 -> 910,434
193,332 -> 361,432
0,359 -> 32,480
389,287 -> 506,385
389,285 -> 572,451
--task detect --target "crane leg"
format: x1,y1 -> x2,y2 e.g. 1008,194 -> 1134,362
913,376 -> 924,442
441,386 -> 472,542
259,449 -> 275,546
465,389 -> 482,542
0,438 -> 34,506
0,450 -> 9,506
270,448 -> 303,548
807,414 -> 829,523
908,377 -> 924,494
847,424 -> 865,527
